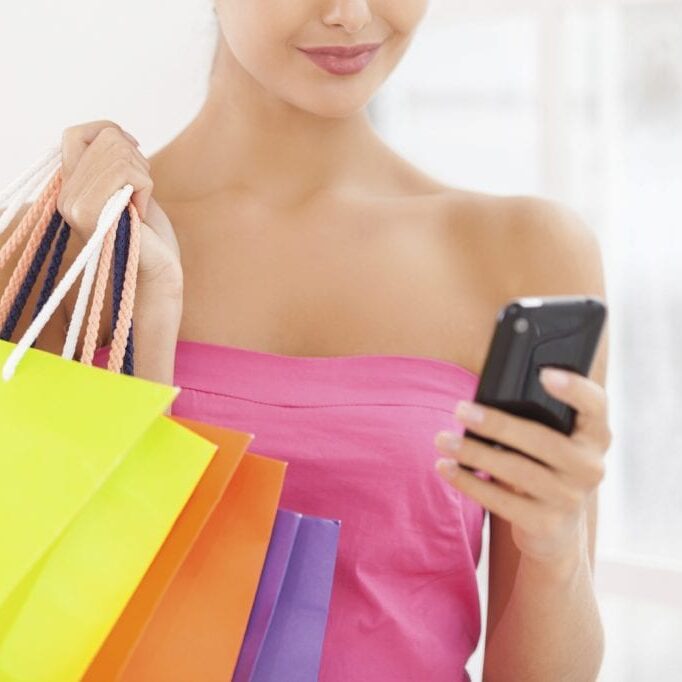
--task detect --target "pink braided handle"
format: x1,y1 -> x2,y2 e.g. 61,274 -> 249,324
79,207 -> 120,366
0,172 -> 62,327
0,166 -> 62,270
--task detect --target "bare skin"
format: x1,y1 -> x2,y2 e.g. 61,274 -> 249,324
59,43 -> 523,377
68,153 -> 509,376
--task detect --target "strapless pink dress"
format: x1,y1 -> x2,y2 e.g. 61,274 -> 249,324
93,339 -> 486,681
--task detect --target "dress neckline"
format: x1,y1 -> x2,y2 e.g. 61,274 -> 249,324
93,337 -> 479,408
94,337 -> 479,378
139,337 -> 480,380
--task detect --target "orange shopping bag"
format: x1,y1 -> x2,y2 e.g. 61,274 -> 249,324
84,416 -> 287,681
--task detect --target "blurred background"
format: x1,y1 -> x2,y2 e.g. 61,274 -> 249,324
1,0 -> 681,679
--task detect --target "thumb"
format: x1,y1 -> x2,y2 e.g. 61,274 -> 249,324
139,195 -> 180,258
130,184 -> 152,223
143,195 -> 171,234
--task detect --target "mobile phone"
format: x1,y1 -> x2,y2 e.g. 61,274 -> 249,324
459,295 -> 607,472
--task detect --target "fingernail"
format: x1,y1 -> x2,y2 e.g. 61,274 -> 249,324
435,431 -> 462,451
455,400 -> 485,423
436,458 -> 459,477
123,131 -> 140,147
540,368 -> 569,388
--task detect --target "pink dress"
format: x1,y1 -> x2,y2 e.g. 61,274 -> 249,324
93,339 -> 487,681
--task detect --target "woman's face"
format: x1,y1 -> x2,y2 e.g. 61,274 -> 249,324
213,0 -> 429,117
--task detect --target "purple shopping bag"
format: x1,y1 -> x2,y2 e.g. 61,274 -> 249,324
233,509 -> 341,682
232,510 -> 302,679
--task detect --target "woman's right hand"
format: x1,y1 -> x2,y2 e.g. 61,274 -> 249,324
56,120 -> 183,297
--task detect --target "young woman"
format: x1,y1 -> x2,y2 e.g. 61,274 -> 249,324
2,1 -> 612,679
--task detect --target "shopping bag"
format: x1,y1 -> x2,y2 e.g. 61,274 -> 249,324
109,432 -> 287,680
82,417 -> 255,679
83,416 -> 286,682
234,510 -> 341,681
0,339 -> 218,681
232,509 -> 302,680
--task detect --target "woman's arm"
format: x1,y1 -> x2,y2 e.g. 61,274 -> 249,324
482,519 -> 603,681
131,279 -> 183,416
480,197 -> 609,681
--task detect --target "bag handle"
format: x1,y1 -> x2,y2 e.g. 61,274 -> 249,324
78,200 -> 120,366
0,172 -> 64,340
0,145 -> 61,236
78,203 -> 140,374
108,203 -> 140,375
1,149 -> 139,381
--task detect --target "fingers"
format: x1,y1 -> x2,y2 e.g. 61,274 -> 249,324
54,120 -> 183,293
57,122 -> 153,245
436,433 -> 581,506
453,400 -> 574,471
61,122 -> 149,185
452,385 -> 609,488
74,160 -> 153,237
61,120 -> 124,176
539,368 -> 612,451
436,460 -> 539,528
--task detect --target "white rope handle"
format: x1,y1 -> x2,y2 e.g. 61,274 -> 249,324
0,144 -> 60,208
2,183 -> 134,381
0,146 -> 113,361
62,234 -> 106,361
0,146 -> 61,234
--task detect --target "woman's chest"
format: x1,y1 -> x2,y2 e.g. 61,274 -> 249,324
169,195 -> 509,376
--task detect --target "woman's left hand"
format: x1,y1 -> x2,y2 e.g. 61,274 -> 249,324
434,367 -> 612,565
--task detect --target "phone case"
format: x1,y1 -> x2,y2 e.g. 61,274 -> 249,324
460,295 -> 607,471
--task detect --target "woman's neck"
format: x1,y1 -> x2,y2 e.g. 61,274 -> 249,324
151,41 -> 397,207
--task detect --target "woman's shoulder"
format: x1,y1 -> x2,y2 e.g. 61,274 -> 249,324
424,183 -> 604,316
442,185 -> 591,233
394,152 -> 594,243
380,148 -> 601,289
442,187 -> 601,280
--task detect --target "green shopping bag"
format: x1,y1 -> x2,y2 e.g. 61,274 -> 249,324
0,340 -> 217,681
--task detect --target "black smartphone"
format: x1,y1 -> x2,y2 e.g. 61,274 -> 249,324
459,295 -> 607,472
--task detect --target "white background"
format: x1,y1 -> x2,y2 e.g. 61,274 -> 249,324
2,1 -> 681,679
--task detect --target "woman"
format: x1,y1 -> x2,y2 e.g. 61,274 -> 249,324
3,1 -> 611,679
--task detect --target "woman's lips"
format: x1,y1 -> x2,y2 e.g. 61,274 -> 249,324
296,43 -> 382,76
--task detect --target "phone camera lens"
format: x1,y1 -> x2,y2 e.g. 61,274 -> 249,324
513,317 -> 530,334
